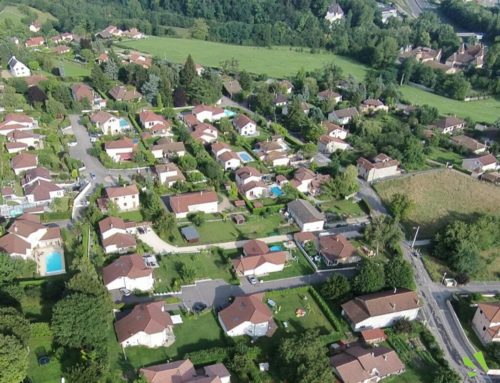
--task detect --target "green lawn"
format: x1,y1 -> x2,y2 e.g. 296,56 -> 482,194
427,147 -> 464,167
58,60 -> 91,78
384,366 -> 433,383
374,170 -> 500,238
318,199 -> 368,218
266,290 -> 335,335
154,250 -> 237,291
401,85 -> 500,124
260,249 -> 314,281
0,5 -> 56,24
27,324 -> 63,383
122,311 -> 228,369
118,210 -> 144,222
118,36 -> 369,78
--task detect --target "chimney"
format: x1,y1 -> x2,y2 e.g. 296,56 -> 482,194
393,287 -> 397,294
383,355 -> 387,361
390,302 -> 396,311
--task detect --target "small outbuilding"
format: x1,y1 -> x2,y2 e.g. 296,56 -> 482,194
232,214 -> 246,225
181,226 -> 200,243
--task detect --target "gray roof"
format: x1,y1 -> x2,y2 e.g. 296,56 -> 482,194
287,199 -> 324,223
181,225 -> 199,241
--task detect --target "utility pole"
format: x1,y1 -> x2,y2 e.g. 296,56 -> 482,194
411,226 -> 420,249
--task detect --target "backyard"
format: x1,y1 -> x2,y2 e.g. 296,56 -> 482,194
121,311 -> 228,369
318,199 -> 369,218
260,248 -> 314,281
427,147 -> 465,167
57,60 -> 91,78
118,36 -> 368,79
374,170 -> 500,238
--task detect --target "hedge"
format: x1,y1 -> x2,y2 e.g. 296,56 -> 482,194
31,322 -> 52,338
41,211 -> 71,222
184,346 -> 230,365
308,286 -> 343,333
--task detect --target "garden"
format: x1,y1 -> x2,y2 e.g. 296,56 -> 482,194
260,248 -> 314,281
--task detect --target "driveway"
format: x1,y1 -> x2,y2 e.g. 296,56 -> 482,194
357,179 -> 388,214
137,230 -> 292,254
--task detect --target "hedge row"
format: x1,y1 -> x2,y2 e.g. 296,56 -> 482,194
308,287 -> 343,333
184,346 -> 230,365
41,211 -> 71,222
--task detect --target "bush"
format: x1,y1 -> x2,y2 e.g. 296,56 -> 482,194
184,347 -> 230,365
30,322 -> 52,338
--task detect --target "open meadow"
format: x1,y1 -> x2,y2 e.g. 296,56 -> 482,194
374,170 -> 500,238
118,36 -> 369,79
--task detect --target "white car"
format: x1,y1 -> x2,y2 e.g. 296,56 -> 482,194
68,141 -> 78,147
119,288 -> 132,296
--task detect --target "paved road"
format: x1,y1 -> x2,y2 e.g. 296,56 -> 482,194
137,230 -> 293,254
357,179 -> 388,214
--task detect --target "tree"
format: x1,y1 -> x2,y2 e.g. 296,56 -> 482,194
141,74 -> 160,104
154,211 -> 177,241
353,260 -> 385,294
301,142 -> 317,159
0,253 -> 25,284
90,64 -> 109,92
385,256 -> 415,290
179,55 -> 197,87
191,18 -> 209,40
433,365 -> 460,383
45,96 -> 66,118
321,274 -> 351,302
0,334 -> 29,383
188,211 -> 205,226
0,307 -> 30,345
178,154 -> 197,171
278,330 -> 334,383
104,59 -> 118,80
364,215 -> 403,256
178,263 -> 196,283
238,70 -> 252,91
336,165 -> 359,197
389,193 -> 413,220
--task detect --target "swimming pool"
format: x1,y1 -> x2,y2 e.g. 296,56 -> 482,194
45,251 -> 65,274
224,109 -> 236,118
238,151 -> 253,163
270,185 -> 283,197
269,245 -> 283,252
119,118 -> 130,128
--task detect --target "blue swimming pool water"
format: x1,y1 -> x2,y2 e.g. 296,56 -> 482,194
119,118 -> 129,128
270,186 -> 283,197
269,245 -> 283,252
224,109 -> 236,117
238,151 -> 253,162
46,251 -> 64,274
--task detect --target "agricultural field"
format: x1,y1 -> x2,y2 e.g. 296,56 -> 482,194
375,170 -> 500,238
400,86 -> 500,124
118,36 -> 369,79
0,4 -> 56,24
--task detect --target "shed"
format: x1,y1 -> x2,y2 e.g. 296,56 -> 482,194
232,214 -> 246,225
234,200 -> 246,208
181,226 -> 200,243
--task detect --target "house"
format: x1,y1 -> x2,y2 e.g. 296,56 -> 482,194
331,345 -> 405,383
97,52 -> 109,64
90,111 -> 126,135
422,60 -> 456,74
155,163 -> 185,187
481,172 -> 500,185
243,239 -> 270,256
360,99 -> 388,114
319,135 -> 350,154
462,154 -> 498,174
1,187 -> 15,200
434,116 -> 465,134
22,167 -> 51,188
98,216 -> 139,254
450,135 -> 487,155
282,101 -> 312,116
11,153 -> 38,175
235,166 -> 262,186
102,254 -> 154,291
341,289 -> 421,331
127,52 -> 152,68
472,302 -> 500,345
218,293 -> 274,337
114,302 -> 175,348
290,167 -> 330,196
399,46 -> 442,63
195,63 -> 204,76
104,184 -> 140,212
287,199 -> 325,232
0,214 -> 63,275
361,328 -> 387,345
233,114 -> 257,136
25,36 -> 45,48
192,105 -> 225,123
6,141 -> 29,154
8,56 -> 31,77
317,89 -> 342,103
325,3 -> 344,23
357,154 -> 400,182
123,28 -> 145,39
97,25 -> 122,39
233,251 -> 286,277
72,83 -> 106,110
223,79 -> 242,98
239,180 -> 267,200
24,180 -> 64,204
211,142 -> 232,158
140,359 -> 231,383
319,234 -> 357,266
322,121 -> 348,139
279,80 -> 294,94
29,21 -> 41,32
139,111 -> 172,137
151,140 -> 186,159
53,45 -> 70,55
272,94 -> 289,107
378,4 -> 398,23
218,150 -> 241,170
191,123 -> 218,144
168,191 -> 218,218
445,44 -> 486,70
104,137 -> 136,162
109,85 -> 142,102
329,107 -> 359,125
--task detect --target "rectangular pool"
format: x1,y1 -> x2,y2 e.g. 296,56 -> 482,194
270,185 -> 283,197
119,118 -> 130,128
269,245 -> 283,252
45,251 -> 65,274
238,151 -> 253,163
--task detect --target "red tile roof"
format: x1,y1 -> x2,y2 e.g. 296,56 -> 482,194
102,254 -> 152,285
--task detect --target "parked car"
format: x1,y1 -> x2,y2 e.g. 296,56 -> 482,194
248,275 -> 258,285
68,141 -> 77,147
192,302 -> 207,313
119,288 -> 131,296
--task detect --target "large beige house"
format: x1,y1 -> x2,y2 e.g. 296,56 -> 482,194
472,302 -> 500,345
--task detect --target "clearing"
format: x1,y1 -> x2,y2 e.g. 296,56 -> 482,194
0,5 -> 56,24
118,36 -> 369,79
401,86 -> 500,124
374,169 -> 500,238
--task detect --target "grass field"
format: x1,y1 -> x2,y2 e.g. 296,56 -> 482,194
319,199 -> 368,218
0,5 -> 56,24
427,147 -> 465,167
58,60 -> 90,78
118,36 -> 369,79
401,86 -> 500,124
375,170 -> 500,238
260,249 -> 314,281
